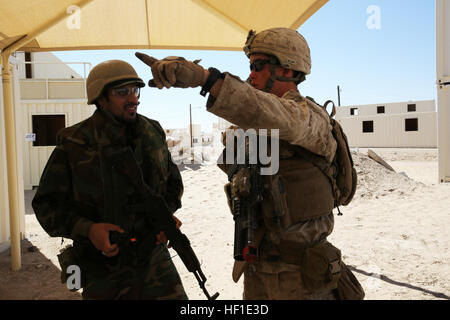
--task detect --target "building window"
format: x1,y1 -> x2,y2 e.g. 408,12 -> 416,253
350,108 -> 359,116
377,106 -> 385,114
25,52 -> 32,79
32,115 -> 66,146
407,104 -> 416,112
405,118 -> 418,132
362,120 -> 374,133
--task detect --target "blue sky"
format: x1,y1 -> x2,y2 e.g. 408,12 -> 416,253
54,0 -> 436,132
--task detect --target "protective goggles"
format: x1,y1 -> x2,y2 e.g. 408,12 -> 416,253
111,86 -> 140,98
249,59 -> 272,72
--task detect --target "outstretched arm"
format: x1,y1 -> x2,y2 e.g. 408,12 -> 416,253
135,52 -> 224,97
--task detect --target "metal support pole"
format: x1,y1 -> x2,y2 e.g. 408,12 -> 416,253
337,85 -> 341,106
189,104 -> 193,148
189,104 -> 194,163
1,51 -> 21,271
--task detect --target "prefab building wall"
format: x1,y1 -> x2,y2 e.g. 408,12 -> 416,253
337,111 -> 437,148
20,100 -> 95,190
335,100 -> 437,148
335,100 -> 435,118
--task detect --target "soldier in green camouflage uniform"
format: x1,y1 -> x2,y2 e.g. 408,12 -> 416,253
32,60 -> 188,300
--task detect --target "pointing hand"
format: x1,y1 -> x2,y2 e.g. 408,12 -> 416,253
135,52 -> 206,89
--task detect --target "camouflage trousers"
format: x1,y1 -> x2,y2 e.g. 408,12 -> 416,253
82,245 -> 187,300
243,264 -> 336,300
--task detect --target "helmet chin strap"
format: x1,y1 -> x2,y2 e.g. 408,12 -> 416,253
262,63 -> 305,93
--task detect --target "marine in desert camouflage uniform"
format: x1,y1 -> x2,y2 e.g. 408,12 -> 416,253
32,60 -> 187,300
136,27 -> 347,300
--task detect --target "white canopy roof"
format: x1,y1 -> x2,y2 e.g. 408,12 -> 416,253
0,0 -> 327,52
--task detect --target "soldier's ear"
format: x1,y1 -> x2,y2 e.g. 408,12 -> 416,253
97,94 -> 108,110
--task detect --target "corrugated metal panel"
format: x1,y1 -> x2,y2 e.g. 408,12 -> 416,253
21,100 -> 95,189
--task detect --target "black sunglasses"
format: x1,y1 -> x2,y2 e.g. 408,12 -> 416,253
249,59 -> 272,72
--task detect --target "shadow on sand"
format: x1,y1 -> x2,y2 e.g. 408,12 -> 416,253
177,163 -> 202,172
0,238 -> 81,300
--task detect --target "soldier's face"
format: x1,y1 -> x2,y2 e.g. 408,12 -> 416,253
249,54 -> 294,97
100,84 -> 140,123
249,54 -> 274,91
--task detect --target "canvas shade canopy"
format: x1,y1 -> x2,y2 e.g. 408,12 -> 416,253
0,0 -> 328,271
0,0 -> 328,52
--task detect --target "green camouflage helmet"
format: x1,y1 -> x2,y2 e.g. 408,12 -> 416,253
86,60 -> 145,104
243,27 -> 311,75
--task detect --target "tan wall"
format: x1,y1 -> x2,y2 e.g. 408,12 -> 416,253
48,81 -> 86,99
19,81 -> 47,100
338,112 -> 437,148
19,79 -> 86,100
20,101 -> 96,189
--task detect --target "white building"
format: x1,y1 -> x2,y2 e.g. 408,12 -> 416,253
17,52 -> 95,190
0,52 -> 95,251
335,100 -> 437,148
165,124 -> 204,163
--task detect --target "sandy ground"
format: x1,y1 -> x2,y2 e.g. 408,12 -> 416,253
0,148 -> 449,300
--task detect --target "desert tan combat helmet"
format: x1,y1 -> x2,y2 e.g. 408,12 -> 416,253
243,27 -> 311,75
86,60 -> 145,104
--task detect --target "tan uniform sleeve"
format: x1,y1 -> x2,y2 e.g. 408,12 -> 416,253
207,74 -> 337,162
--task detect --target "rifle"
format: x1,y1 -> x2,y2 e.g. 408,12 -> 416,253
103,146 -> 219,300
228,163 -> 264,263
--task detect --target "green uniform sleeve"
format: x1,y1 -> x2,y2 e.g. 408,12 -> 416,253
145,117 -> 184,213
165,152 -> 184,213
32,145 -> 94,240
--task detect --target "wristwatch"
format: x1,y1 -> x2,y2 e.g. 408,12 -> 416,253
200,67 -> 224,96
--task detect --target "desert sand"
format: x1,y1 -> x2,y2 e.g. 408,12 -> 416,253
0,148 -> 449,300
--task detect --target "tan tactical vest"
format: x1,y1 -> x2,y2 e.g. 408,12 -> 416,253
220,137 -> 334,232
261,140 -> 334,233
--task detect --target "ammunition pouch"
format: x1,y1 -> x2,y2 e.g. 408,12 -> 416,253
277,240 -> 342,294
301,241 -> 342,294
57,245 -> 85,291
335,262 -> 365,300
262,174 -> 289,231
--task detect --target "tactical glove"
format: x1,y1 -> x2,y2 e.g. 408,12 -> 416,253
135,52 -> 205,89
